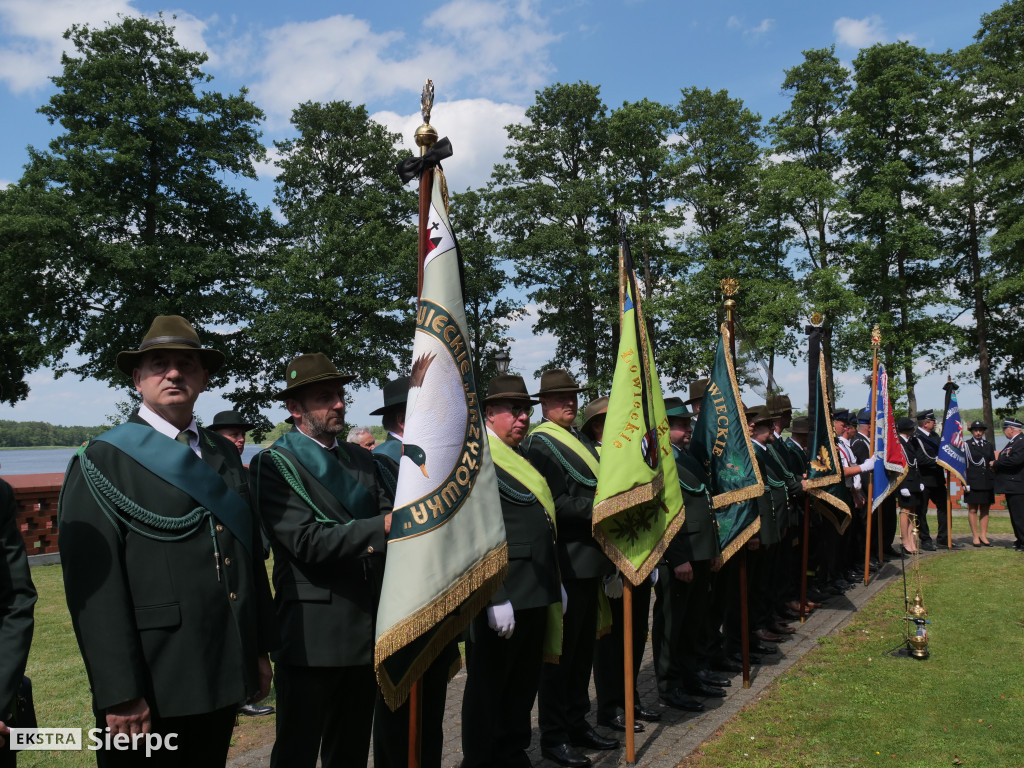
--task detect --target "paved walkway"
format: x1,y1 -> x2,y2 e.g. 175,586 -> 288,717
227,532 -> 1008,768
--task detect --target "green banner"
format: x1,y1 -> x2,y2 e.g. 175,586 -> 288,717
805,349 -> 851,533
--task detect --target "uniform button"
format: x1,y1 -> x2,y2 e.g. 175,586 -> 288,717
230,592 -> 238,600
367,545 -> 374,554
224,557 -> 231,566
216,525 -> 225,532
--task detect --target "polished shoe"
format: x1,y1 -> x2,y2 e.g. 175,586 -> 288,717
754,628 -> 784,643
779,607 -> 801,620
541,743 -> 591,767
982,540 -> 994,547
972,541 -> 982,547
238,703 -> 275,717
921,540 -> 937,551
948,541 -> 963,549
751,642 -> 778,655
769,622 -> 797,635
570,728 -> 619,751
697,669 -> 731,687
598,713 -> 644,733
685,682 -> 726,698
660,688 -> 705,712
712,658 -> 743,673
634,704 -> 662,721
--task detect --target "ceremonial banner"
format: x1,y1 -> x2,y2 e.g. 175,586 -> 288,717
592,234 -> 685,585
804,350 -> 851,533
689,325 -> 763,561
869,364 -> 909,511
374,167 -> 507,710
937,389 -> 967,483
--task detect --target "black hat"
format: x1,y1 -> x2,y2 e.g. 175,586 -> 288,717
832,408 -> 852,424
858,408 -> 871,423
665,396 -> 692,418
1003,417 -> 1023,430
210,410 -> 255,431
275,353 -> 356,400
897,416 -> 916,432
791,415 -> 810,433
581,396 -> 609,436
485,375 -> 538,406
767,394 -> 793,417
968,420 -> 987,431
116,315 -> 225,377
916,409 -> 936,422
683,378 -> 709,405
534,369 -> 586,396
745,404 -> 773,426
370,376 -> 410,416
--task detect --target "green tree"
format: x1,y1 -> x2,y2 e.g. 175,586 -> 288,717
841,42 -> 948,415
233,100 -> 417,425
15,15 -> 274,389
447,188 -> 523,384
491,81 -> 615,391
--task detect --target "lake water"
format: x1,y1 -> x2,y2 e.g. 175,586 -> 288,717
0,445 -> 266,476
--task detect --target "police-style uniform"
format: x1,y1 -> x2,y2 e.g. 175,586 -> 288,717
913,411 -> 948,546
964,429 -> 996,506
993,420 -> 1024,548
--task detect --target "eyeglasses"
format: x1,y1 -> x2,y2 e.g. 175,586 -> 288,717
508,404 -> 534,419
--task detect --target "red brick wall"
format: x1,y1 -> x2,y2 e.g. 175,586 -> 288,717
6,473 -> 64,555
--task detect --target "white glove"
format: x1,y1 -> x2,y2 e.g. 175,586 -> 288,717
649,568 -> 659,587
858,456 -> 876,472
603,571 -> 623,599
560,584 -> 568,615
919,483 -> 925,492
964,485 -> 971,493
900,488 -> 911,498
486,601 -> 515,639
852,474 -> 862,490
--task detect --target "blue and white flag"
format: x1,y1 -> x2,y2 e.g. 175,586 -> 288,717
869,364 -> 908,512
937,389 -> 967,483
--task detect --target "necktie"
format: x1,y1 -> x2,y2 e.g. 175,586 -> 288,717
176,430 -> 194,447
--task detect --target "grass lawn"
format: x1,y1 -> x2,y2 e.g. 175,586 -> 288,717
680,547 -> 1024,767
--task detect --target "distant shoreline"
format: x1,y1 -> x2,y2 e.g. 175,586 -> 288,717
0,445 -> 82,451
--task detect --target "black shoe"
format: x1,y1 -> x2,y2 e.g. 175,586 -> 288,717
634,704 -> 662,721
660,688 -> 705,712
597,713 -> 643,733
712,658 -> 743,673
982,540 -> 994,547
921,540 -> 936,551
541,743 -> 591,767
948,541 -> 963,549
238,703 -> 275,716
685,682 -> 726,698
697,669 -> 731,687
751,642 -> 778,655
570,728 -> 619,751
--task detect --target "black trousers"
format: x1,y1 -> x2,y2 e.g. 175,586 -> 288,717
373,641 -> 456,768
917,482 -> 949,544
594,579 -> 652,721
93,705 -> 236,768
272,663 -> 375,768
538,576 -> 598,746
1006,493 -> 1024,546
652,560 -> 712,695
462,606 -> 547,768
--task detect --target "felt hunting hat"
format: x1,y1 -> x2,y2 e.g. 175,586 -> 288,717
533,369 -> 586,396
484,375 -> 538,406
897,416 -> 917,433
1003,417 -> 1023,430
370,376 -> 410,416
684,378 -> 709,405
581,396 -> 609,436
665,396 -> 693,419
916,409 -> 937,422
968,420 -> 987,431
275,353 -> 356,400
210,410 -> 255,432
791,415 -> 810,433
746,404 -> 773,426
767,393 -> 793,417
116,315 -> 225,377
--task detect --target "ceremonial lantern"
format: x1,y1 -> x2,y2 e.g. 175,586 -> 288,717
906,592 -> 929,660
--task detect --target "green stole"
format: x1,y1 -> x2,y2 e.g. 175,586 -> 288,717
93,422 -> 253,552
530,421 -> 600,477
270,431 -> 377,520
487,432 -> 563,661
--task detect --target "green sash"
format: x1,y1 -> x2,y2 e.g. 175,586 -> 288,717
373,437 -> 402,464
530,421 -> 599,478
94,422 -> 252,551
487,432 -> 563,661
269,431 -> 378,520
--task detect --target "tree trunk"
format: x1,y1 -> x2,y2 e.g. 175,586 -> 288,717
966,143 -> 995,442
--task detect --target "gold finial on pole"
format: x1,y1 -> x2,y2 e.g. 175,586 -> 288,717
871,324 -> 881,348
414,79 -> 438,156
809,312 -> 823,327
721,278 -> 738,322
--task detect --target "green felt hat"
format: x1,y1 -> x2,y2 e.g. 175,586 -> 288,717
533,369 -> 586,396
665,396 -> 693,418
370,376 -> 410,416
116,315 -> 225,377
275,353 -> 356,400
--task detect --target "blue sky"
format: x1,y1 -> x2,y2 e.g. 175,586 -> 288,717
0,0 -> 1003,429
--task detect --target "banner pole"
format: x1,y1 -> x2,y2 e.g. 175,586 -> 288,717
623,580 -> 636,764
800,493 -> 810,622
946,469 -> 953,550
865,326 -> 880,586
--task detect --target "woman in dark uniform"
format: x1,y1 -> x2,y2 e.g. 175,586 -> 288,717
964,420 -> 996,546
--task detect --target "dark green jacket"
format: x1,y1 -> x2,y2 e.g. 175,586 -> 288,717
59,416 -> 276,717
0,478 -> 36,717
491,463 -> 561,610
523,426 -> 613,580
664,447 -> 720,566
254,430 -> 391,667
752,444 -> 781,546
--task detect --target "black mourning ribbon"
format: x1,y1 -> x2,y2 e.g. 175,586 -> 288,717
396,137 -> 454,183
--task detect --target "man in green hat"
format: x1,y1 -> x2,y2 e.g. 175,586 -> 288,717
59,315 -> 276,766
209,410 -> 255,456
461,374 -> 562,768
253,352 -> 393,768
523,369 -> 618,767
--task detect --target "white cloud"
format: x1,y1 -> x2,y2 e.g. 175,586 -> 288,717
748,18 -> 775,37
726,15 -> 742,30
0,1 -> 214,93
834,15 -> 887,49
